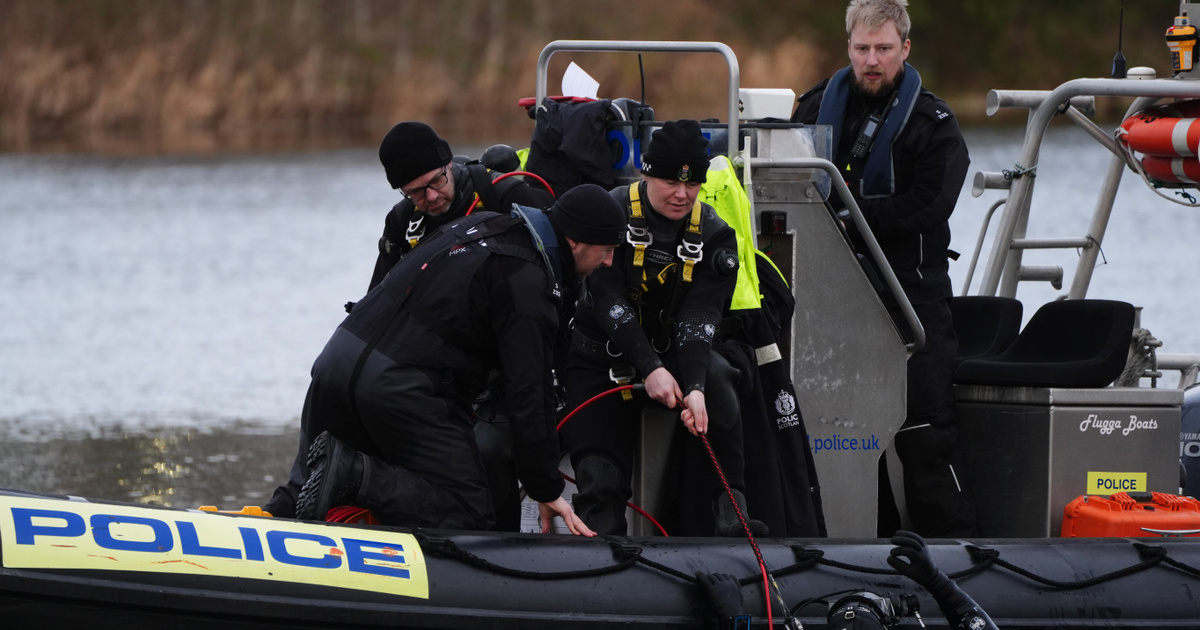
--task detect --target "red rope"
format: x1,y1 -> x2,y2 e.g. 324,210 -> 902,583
699,431 -> 774,627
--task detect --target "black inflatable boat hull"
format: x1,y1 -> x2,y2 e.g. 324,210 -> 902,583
2,489 -> 1199,628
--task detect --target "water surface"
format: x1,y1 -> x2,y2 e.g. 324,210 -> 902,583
2,127 -> 1197,509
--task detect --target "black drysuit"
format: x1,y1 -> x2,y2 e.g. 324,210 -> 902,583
562,182 -> 746,536
266,211 -> 571,529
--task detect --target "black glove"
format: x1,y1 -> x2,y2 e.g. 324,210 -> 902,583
887,530 -> 953,600
888,531 -> 999,630
696,572 -> 744,619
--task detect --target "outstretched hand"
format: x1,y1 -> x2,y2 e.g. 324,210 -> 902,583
539,497 -> 596,537
889,531 -> 1000,630
887,530 -> 951,597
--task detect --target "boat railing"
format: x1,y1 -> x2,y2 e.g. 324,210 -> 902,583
966,76 -> 1200,388
747,155 -> 926,352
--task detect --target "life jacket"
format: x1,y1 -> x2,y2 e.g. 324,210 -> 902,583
817,62 -> 922,198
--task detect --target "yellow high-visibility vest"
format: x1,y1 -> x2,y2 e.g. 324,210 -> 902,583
701,155 -> 762,311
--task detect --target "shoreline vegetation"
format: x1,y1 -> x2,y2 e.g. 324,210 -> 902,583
0,1 -> 1174,155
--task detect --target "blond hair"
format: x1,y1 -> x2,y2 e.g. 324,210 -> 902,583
846,0 -> 910,41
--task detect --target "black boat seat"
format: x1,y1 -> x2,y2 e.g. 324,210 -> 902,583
954,299 -> 1135,388
950,295 -> 1023,364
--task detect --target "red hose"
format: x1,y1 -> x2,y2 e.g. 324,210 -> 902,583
466,170 -> 556,216
556,384 -> 666,535
556,384 -> 634,431
559,385 -> 796,624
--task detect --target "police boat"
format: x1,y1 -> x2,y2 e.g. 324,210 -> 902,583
8,17 -> 1200,628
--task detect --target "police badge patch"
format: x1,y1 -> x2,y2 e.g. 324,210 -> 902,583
678,164 -> 691,182
773,390 -> 800,429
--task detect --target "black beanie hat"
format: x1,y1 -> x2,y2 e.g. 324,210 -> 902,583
548,184 -> 628,246
379,122 -> 454,189
640,119 -> 710,183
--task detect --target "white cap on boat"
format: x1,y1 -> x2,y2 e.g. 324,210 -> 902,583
1127,66 -> 1157,80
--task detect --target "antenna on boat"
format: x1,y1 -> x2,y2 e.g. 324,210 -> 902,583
638,53 -> 646,105
1112,0 -> 1127,78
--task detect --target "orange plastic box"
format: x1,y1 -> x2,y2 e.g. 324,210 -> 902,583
1061,491 -> 1200,537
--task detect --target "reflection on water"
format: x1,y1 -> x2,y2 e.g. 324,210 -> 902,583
2,128 -> 1199,509
0,424 -> 296,509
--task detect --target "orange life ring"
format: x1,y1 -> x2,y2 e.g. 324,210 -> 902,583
1120,100 -> 1200,157
1140,155 -> 1200,184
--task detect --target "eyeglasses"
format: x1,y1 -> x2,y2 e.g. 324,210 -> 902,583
400,166 -> 450,200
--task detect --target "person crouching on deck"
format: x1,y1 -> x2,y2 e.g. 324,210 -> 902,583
264,184 -> 627,534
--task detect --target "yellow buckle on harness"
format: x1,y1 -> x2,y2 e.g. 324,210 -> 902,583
678,201 -> 704,282
627,184 -> 651,267
609,365 -> 637,401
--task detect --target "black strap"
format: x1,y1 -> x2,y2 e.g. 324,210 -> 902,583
467,162 -> 504,214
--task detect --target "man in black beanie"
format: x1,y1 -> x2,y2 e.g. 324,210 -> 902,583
369,121 -> 554,289
265,184 -> 625,535
562,119 -> 765,537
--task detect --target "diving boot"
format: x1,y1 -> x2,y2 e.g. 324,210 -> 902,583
295,431 -> 365,521
714,489 -> 769,538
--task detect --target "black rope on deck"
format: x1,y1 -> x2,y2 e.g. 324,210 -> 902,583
415,533 -> 641,580
1139,543 -> 1200,579
982,543 -> 1166,590
415,533 -> 1200,593
949,545 -> 998,581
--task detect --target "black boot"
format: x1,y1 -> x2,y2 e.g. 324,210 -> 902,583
295,431 -> 365,521
714,489 -> 769,538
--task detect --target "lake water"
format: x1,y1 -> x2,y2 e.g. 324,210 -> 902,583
2,126 -> 1198,510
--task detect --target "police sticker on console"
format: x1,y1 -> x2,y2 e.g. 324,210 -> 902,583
0,494 -> 429,599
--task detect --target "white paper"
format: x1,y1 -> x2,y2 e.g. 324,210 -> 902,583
561,62 -> 599,99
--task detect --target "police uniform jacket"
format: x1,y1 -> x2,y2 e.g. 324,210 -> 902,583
791,77 -> 969,305
573,182 -> 738,395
